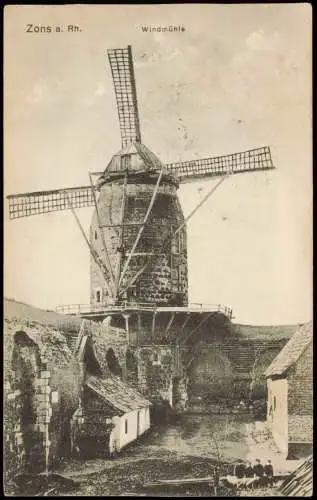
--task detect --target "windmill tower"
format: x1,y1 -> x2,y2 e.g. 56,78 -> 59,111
7,46 -> 275,403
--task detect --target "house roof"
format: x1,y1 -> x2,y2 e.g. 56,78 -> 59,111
265,321 -> 313,378
279,455 -> 313,496
85,374 -> 151,415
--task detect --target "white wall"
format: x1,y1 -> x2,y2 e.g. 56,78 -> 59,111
110,406 -> 151,452
267,378 -> 288,455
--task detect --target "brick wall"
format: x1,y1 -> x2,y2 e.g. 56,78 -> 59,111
288,415 -> 313,443
288,342 -> 313,416
185,340 -> 286,403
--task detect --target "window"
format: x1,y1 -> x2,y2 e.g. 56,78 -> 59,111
94,230 -> 98,240
152,352 -> 161,366
121,154 -> 130,170
96,290 -> 101,303
273,396 -> 276,411
125,419 -> 128,434
171,233 -> 180,254
171,267 -> 179,292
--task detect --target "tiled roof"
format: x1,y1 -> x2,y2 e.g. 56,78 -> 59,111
279,455 -> 313,496
265,321 -> 313,377
85,374 -> 151,414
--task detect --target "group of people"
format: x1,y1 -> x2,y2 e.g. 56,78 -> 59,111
225,458 -> 274,489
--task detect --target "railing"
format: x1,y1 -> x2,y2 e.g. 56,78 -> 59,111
55,301 -> 233,318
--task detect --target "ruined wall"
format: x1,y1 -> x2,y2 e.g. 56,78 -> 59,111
90,179 -> 188,307
91,318 -> 128,378
4,320 -> 81,479
134,345 -> 177,406
186,339 -> 287,403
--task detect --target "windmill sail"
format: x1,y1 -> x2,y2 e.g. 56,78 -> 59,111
107,46 -> 141,148
166,146 -> 274,183
7,185 -> 94,219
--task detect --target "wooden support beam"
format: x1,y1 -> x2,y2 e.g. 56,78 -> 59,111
106,183 -> 120,241
117,260 -> 148,298
186,342 -> 203,368
173,172 -> 231,239
101,222 -> 145,228
137,312 -> 142,331
115,172 -> 128,297
179,312 -> 192,336
88,172 -> 116,295
123,314 -> 130,348
151,311 -> 157,343
118,168 -> 164,290
119,172 -> 232,296
163,312 -> 176,341
65,192 -> 113,299
180,312 -> 215,346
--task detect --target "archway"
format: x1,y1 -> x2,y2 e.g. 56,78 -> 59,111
172,377 -> 188,411
106,348 -> 122,378
11,332 -> 41,471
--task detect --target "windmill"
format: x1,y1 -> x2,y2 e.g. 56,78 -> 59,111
7,46 -> 275,337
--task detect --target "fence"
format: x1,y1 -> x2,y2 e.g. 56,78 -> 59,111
55,302 -> 232,318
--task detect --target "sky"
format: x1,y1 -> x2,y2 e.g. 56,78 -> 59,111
4,4 -> 312,325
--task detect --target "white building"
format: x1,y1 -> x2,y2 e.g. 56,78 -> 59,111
265,321 -> 313,458
85,374 -> 151,454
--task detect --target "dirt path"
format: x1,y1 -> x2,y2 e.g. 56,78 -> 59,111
244,420 -> 300,474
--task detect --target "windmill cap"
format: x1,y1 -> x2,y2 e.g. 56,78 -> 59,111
100,141 -> 179,186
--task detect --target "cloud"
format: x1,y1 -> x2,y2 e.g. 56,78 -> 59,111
27,78 -> 65,104
232,29 -> 282,68
245,29 -> 282,52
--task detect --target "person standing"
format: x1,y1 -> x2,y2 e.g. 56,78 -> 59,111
244,460 -> 256,489
264,459 -> 274,487
253,459 -> 265,487
244,461 -> 254,478
234,459 -> 246,478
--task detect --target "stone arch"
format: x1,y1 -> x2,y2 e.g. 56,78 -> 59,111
11,331 -> 42,472
188,346 -> 235,403
106,348 -> 122,378
83,338 -> 103,378
172,376 -> 188,411
250,347 -> 279,400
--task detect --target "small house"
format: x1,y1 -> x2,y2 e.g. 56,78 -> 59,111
265,321 -> 313,457
81,375 -> 151,457
72,330 -> 151,458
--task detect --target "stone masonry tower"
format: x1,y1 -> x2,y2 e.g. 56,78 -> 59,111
89,142 -> 188,309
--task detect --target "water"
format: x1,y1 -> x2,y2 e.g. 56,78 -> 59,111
145,412 -> 258,463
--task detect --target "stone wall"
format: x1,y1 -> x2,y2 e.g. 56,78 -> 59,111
91,318 -> 128,378
4,322 -> 81,480
287,342 -> 313,445
185,339 -> 287,403
90,179 -> 188,306
288,342 -> 313,416
134,345 -> 178,405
